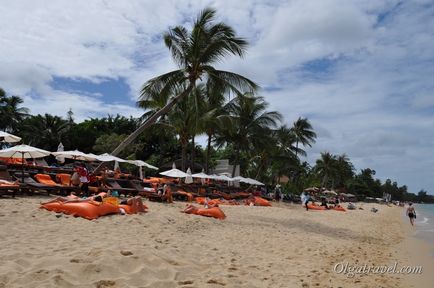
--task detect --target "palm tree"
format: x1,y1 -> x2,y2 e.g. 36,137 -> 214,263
18,114 -> 68,151
0,89 -> 29,133
216,93 -> 282,176
334,154 -> 354,189
197,84 -> 229,173
290,117 -> 316,158
160,86 -> 201,171
315,152 -> 337,191
111,8 -> 258,156
269,125 -> 301,183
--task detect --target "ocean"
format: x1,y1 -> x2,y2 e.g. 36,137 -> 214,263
413,204 -> 434,256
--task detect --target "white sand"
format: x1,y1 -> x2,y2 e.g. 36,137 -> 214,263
0,197 -> 424,287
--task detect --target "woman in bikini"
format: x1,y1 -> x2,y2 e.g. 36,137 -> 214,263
406,203 -> 416,226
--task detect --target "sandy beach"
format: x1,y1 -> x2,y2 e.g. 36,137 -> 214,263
0,197 -> 430,288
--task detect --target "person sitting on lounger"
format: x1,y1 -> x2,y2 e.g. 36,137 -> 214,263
320,197 -> 330,209
0,179 -> 19,185
163,184 -> 173,203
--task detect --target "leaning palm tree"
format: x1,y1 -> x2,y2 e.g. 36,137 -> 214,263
111,8 -> 258,156
290,117 -> 316,158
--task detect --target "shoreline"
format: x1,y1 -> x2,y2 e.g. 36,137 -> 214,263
399,213 -> 434,288
0,197 -> 428,287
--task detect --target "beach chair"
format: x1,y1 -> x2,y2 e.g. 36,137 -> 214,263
0,165 -> 20,197
55,173 -> 80,193
13,172 -> 60,196
129,180 -> 163,201
105,178 -> 139,197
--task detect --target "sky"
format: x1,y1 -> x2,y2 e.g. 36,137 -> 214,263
1,0 -> 434,194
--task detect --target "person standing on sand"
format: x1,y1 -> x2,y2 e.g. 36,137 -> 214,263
406,203 -> 417,226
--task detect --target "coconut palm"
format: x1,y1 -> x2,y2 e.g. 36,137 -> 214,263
0,89 -> 29,133
111,8 -> 258,156
158,85 -> 202,171
216,93 -> 282,176
196,84 -> 230,173
315,152 -> 337,191
290,117 -> 316,158
18,114 -> 68,151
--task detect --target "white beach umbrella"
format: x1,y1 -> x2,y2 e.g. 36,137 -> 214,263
232,176 -> 249,182
192,171 -> 212,179
160,163 -> 188,178
0,131 -> 21,143
160,168 -> 188,178
55,142 -> 65,163
245,177 -> 265,186
215,174 -> 233,181
127,160 -> 158,170
185,167 -> 193,184
127,160 -> 159,180
96,153 -> 127,162
323,190 -> 337,195
51,150 -> 97,161
0,144 -> 51,159
0,144 -> 51,182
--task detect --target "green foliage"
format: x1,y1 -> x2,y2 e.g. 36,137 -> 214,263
0,89 -> 29,133
18,114 -> 68,151
93,133 -> 132,156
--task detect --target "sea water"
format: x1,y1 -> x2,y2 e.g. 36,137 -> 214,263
413,204 -> 434,256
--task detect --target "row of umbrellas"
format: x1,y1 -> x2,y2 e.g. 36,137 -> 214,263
0,131 -> 264,185
160,164 -> 264,185
0,144 -> 158,170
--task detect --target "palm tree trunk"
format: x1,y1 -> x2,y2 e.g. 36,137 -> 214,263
231,147 -> 240,177
181,143 -> 187,172
205,132 -> 212,174
110,84 -> 194,157
191,135 -> 195,172
320,175 -> 328,193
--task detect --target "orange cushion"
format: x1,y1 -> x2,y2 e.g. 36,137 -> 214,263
35,174 -> 58,186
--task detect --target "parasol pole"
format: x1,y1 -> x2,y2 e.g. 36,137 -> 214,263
21,152 -> 24,183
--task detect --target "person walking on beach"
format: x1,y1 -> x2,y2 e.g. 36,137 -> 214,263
406,203 -> 416,226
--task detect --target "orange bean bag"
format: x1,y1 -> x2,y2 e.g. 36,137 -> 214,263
332,206 -> 346,212
195,197 -> 206,205
40,201 -> 120,220
183,205 -> 226,220
253,196 -> 271,206
195,207 -> 226,219
306,204 -> 327,211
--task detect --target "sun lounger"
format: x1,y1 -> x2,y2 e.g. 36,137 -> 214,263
105,178 -> 139,197
55,173 -> 80,192
0,165 -> 20,197
128,180 -> 163,201
13,172 -> 60,196
34,174 -> 62,187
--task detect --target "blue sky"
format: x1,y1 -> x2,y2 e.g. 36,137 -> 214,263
1,0 -> 434,194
